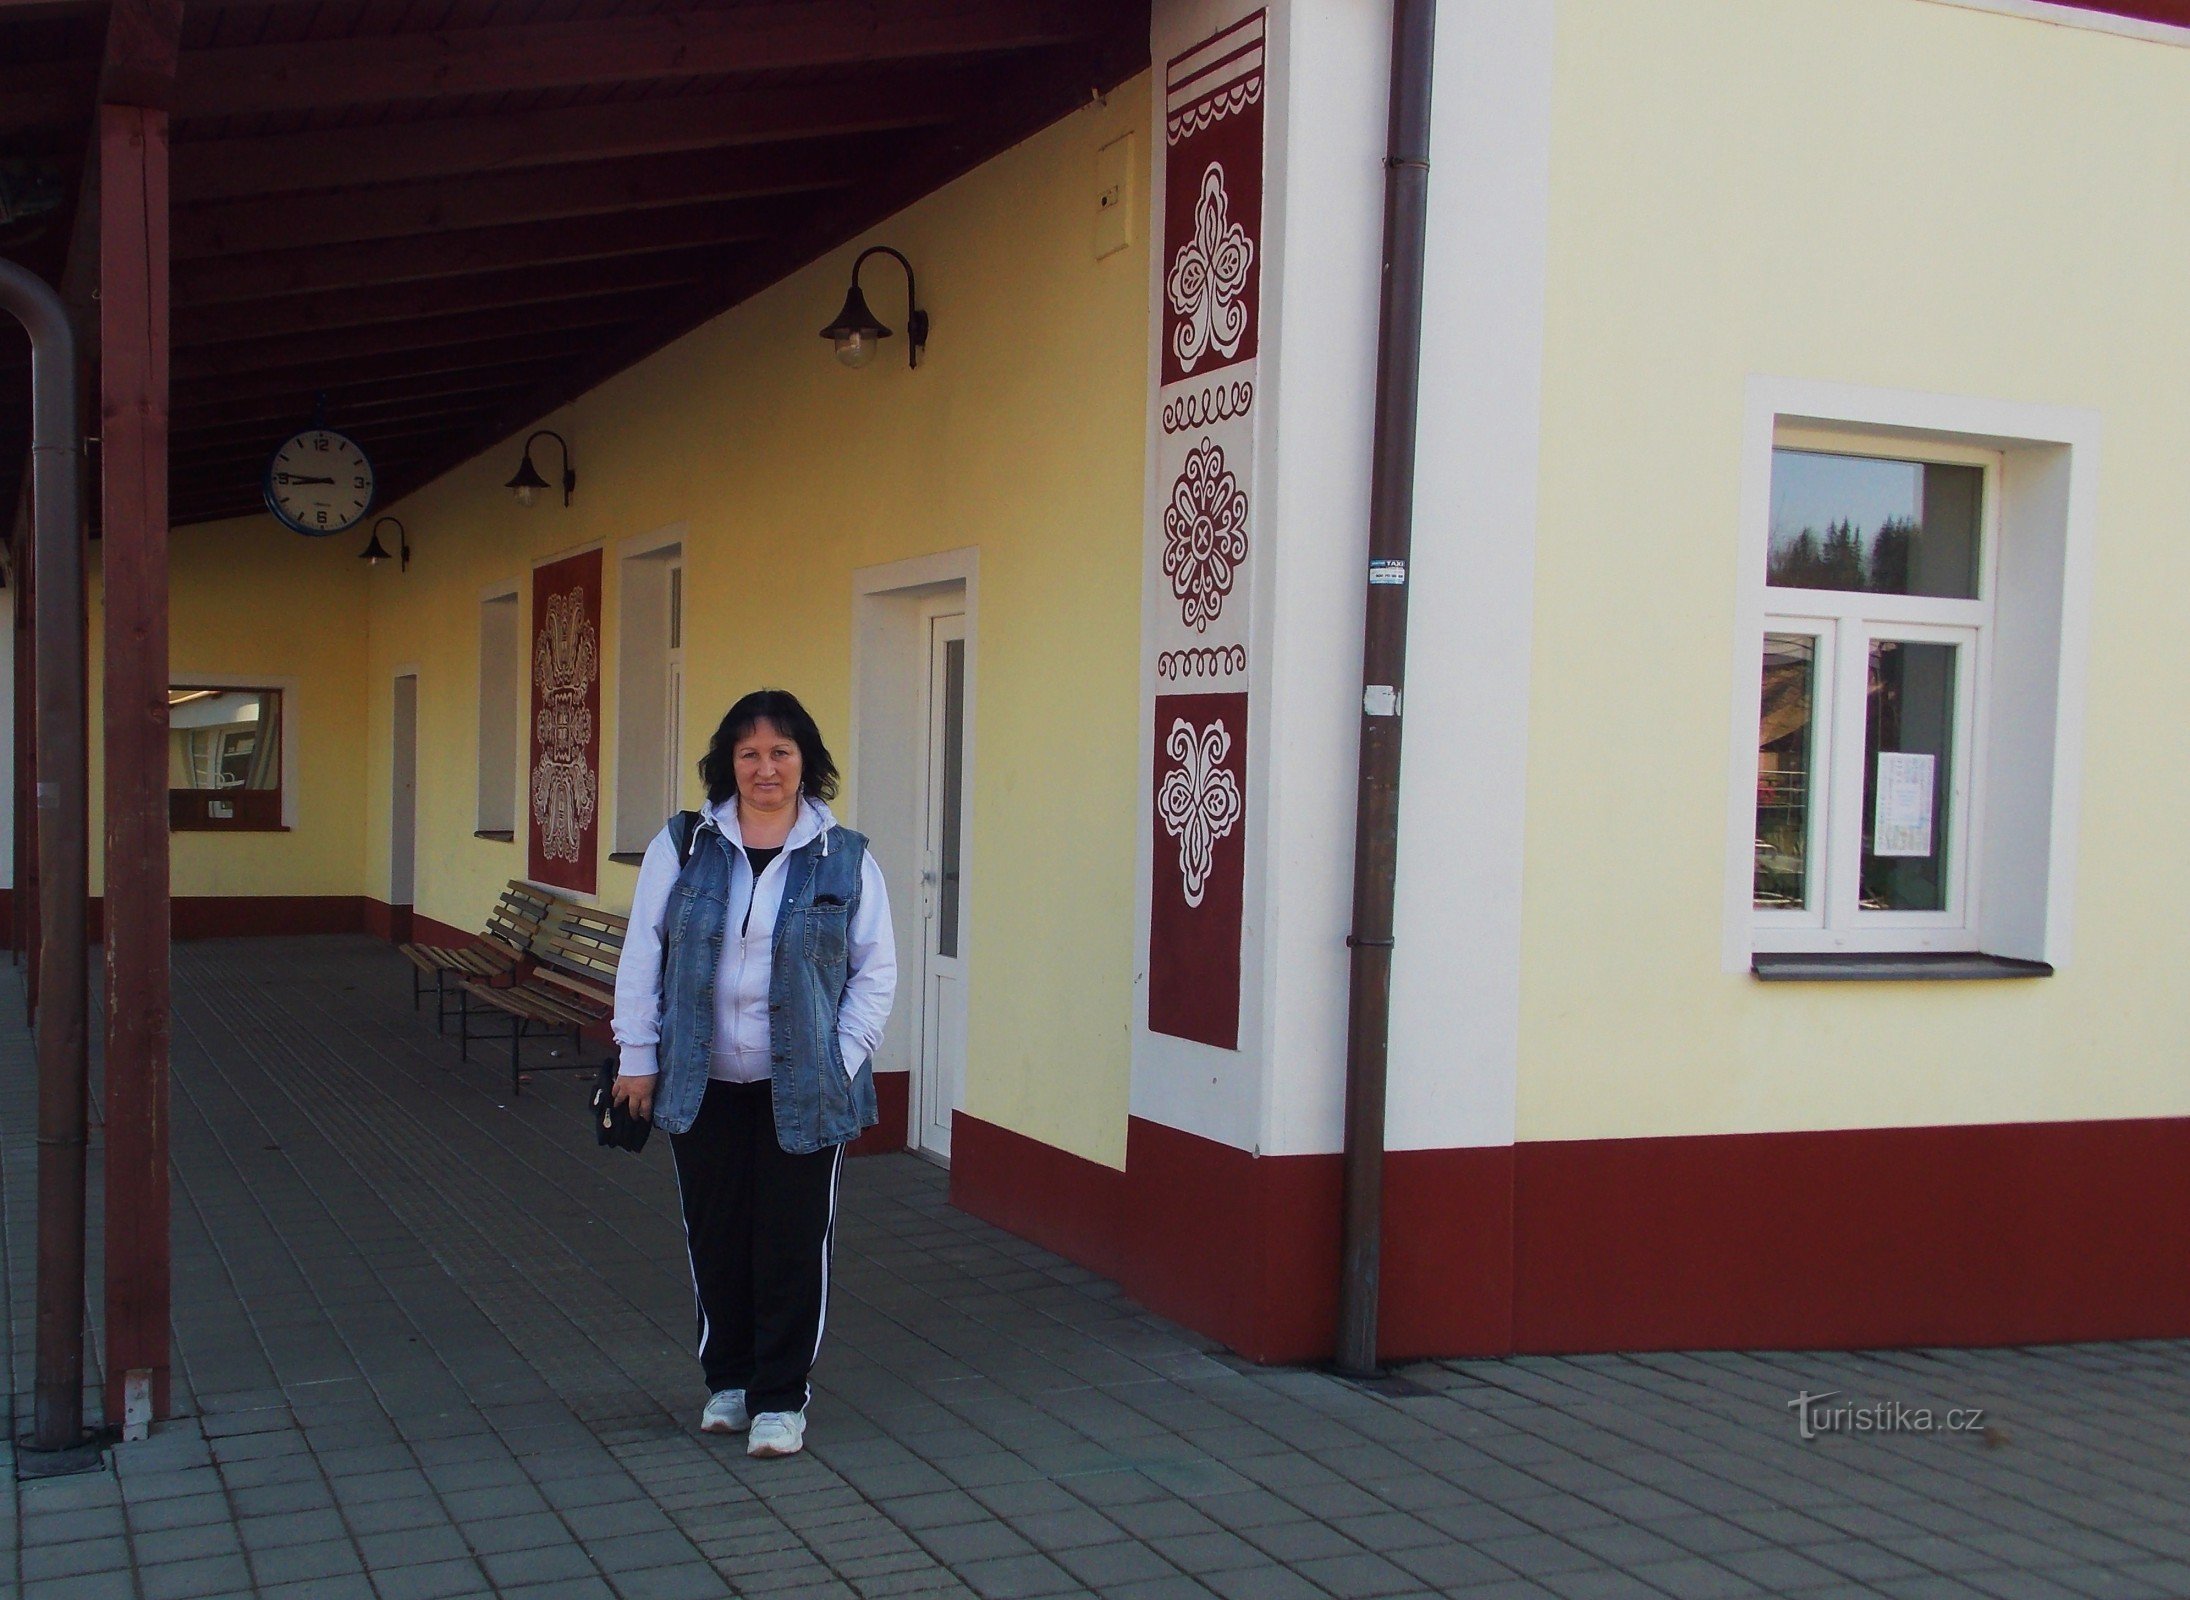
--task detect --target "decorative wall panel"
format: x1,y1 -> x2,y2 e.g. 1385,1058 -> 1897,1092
527,547 -> 603,894
1146,9 -> 1265,1048
1150,690 -> 1249,1047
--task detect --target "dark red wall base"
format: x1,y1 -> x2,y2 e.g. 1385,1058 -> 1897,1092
951,1110 -> 2190,1363
847,1072 -> 909,1159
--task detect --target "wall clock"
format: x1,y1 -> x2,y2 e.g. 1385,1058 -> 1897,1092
263,427 -> 374,535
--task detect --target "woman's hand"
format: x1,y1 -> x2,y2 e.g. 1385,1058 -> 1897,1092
612,1074 -> 656,1122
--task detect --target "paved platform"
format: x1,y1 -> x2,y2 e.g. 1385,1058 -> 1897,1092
0,934 -> 2184,1600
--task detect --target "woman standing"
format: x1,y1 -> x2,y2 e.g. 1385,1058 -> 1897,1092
611,689 -> 896,1459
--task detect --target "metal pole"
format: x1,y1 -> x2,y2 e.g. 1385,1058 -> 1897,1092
1336,0 -> 1438,1378
0,260 -> 90,1452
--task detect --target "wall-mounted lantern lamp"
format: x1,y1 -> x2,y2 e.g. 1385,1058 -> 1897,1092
820,245 -> 928,370
505,429 -> 575,506
359,516 -> 409,571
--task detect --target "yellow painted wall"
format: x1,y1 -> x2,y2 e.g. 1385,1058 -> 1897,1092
1519,0 -> 2190,1139
359,82 -> 1150,1166
89,517 -> 370,899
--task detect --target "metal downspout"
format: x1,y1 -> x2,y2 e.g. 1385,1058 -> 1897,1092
1337,0 -> 1438,1378
0,261 -> 91,1453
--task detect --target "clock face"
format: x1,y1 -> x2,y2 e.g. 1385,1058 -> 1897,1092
264,429 -> 374,535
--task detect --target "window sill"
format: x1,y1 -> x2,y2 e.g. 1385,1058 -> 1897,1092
474,830 -> 515,842
608,851 -> 645,866
1752,951 -> 2053,982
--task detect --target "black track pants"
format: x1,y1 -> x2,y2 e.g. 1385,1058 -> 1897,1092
668,1079 -> 844,1416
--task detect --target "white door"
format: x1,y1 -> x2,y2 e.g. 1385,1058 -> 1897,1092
915,612 -> 970,1159
391,674 -> 418,907
664,562 -> 684,810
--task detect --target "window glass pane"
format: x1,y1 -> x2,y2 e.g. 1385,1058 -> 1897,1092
937,638 -> 966,958
1755,634 -> 1816,909
1769,449 -> 1981,598
1861,640 -> 1956,912
168,688 -> 280,790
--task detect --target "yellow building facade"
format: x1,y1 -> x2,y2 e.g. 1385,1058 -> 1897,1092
26,0 -> 2188,1362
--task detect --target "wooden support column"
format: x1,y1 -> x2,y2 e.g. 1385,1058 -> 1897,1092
99,0 -> 179,1431
10,490 -> 35,1008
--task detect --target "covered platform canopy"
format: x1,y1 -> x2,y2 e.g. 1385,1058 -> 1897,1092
0,0 -> 1146,1444
0,0 -> 1147,526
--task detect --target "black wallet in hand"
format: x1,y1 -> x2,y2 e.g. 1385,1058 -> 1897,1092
590,1060 -> 653,1152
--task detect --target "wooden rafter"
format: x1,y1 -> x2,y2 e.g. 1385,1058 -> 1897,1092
173,249 -> 724,346
380,11 -> 1148,507
173,294 -> 657,382
171,138 -> 865,259
170,70 -> 972,203
161,0 -> 1115,117
169,200 -> 784,304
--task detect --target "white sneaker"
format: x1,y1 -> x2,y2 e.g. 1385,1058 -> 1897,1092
746,1410 -> 805,1458
700,1389 -> 749,1434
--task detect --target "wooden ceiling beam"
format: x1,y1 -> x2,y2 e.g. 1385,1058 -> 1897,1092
378,13 -> 1149,507
169,362 -> 564,431
174,138 -> 862,259
173,380 -> 520,434
175,248 -> 720,347
173,294 -> 652,382
155,0 -> 1116,118
159,332 -> 599,405
171,70 -> 972,203
0,76 -> 94,134
171,199 -> 779,306
171,393 -> 522,451
169,413 -> 480,468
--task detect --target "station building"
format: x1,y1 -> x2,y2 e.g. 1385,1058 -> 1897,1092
4,0 -> 2187,1403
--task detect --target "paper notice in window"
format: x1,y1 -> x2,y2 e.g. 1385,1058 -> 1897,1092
1874,752 -> 1935,858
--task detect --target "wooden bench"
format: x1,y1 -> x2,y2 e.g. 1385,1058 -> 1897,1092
397,880 -> 555,1033
457,899 -> 628,1095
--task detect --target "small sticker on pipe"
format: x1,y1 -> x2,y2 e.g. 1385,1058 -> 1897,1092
1364,684 -> 1401,717
1369,560 -> 1407,586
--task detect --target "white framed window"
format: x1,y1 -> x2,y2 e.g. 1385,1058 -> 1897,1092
1753,432 -> 1994,950
613,528 -> 686,857
476,587 -> 522,838
1725,379 -> 2099,972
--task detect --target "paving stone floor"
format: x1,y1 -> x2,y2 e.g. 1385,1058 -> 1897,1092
0,935 -> 2183,1600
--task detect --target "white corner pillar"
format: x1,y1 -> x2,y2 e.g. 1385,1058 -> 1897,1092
1125,0 -> 1391,1360
1126,0 -> 1555,1362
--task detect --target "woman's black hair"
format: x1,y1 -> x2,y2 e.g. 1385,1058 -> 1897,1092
699,689 -> 839,806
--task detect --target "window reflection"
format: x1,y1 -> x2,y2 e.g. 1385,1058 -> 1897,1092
1861,641 -> 1955,912
169,687 -> 283,830
169,688 -> 280,789
1755,634 -> 1815,910
1769,450 -> 1981,599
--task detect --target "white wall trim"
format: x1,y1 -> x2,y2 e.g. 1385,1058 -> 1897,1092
848,546 -> 981,1096
850,545 -> 981,598
1722,377 -> 2101,973
170,669 -> 304,830
1916,0 -> 2190,49
1376,0 -> 1557,1154
615,520 -> 688,562
478,577 -> 519,603
530,536 -> 605,570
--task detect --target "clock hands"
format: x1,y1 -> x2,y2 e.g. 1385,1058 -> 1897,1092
272,472 -> 338,486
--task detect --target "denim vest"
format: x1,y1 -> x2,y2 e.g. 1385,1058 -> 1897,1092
652,817 -> 879,1153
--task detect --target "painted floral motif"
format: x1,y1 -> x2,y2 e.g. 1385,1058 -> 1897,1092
1157,716 -> 1243,909
1163,438 -> 1250,632
1166,162 -> 1253,373
531,588 -> 599,863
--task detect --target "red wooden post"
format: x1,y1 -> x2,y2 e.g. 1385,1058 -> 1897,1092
100,94 -> 173,1432
15,499 -> 38,1018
